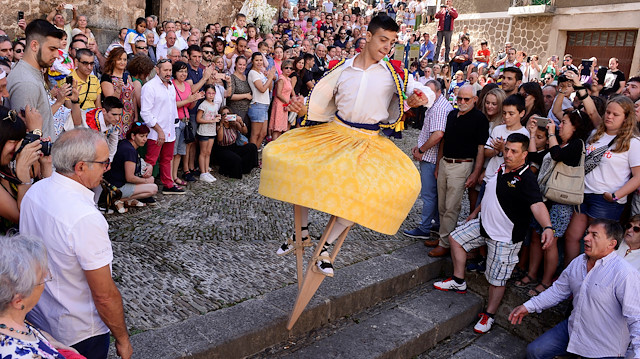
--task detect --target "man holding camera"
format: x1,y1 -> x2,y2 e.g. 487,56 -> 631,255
8,20 -> 65,141
434,0 -> 457,63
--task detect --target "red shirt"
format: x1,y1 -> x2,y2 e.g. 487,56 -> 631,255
476,49 -> 490,63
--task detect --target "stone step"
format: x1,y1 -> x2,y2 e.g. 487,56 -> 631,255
122,243 -> 448,359
256,281 -> 483,358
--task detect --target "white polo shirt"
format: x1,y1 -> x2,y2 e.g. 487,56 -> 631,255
20,172 -> 112,346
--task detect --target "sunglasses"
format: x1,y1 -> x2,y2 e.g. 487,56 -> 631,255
134,121 -> 144,126
14,49 -> 23,53
78,60 -> 94,66
1,110 -> 19,123
626,223 -> 640,233
456,96 -> 473,102
157,58 -> 172,64
85,158 -> 111,169
136,46 -> 148,50
283,66 -> 293,70
203,50 -> 214,54
183,22 -> 190,25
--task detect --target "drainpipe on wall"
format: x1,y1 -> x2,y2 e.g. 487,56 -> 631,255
506,15 -> 513,44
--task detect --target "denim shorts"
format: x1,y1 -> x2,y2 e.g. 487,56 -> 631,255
578,193 -> 625,220
197,135 -> 215,142
173,121 -> 186,156
248,103 -> 269,123
118,183 -> 136,198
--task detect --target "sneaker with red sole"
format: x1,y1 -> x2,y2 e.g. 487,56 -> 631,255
433,277 -> 467,293
473,312 -> 495,333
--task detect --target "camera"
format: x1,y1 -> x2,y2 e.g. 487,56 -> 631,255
15,133 -> 52,157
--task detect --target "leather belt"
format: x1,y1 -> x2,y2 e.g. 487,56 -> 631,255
443,158 -> 473,164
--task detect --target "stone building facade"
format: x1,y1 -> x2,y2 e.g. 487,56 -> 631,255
421,0 -> 639,77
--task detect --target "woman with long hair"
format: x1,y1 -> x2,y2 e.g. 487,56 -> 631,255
563,95 -> 640,266
247,52 -> 276,147
518,82 -> 546,126
101,47 -> 136,139
270,59 -> 295,141
228,56 -> 253,132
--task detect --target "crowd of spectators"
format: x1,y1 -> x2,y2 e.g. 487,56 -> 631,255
0,0 -> 639,358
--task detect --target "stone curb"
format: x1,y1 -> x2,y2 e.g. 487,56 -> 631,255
125,243 -> 447,359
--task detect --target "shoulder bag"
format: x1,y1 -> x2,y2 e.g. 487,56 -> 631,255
584,136 -> 616,175
543,140 -> 585,205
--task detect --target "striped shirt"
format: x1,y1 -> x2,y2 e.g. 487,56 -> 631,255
524,252 -> 640,358
417,94 -> 453,163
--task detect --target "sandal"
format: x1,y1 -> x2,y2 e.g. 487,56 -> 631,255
528,283 -> 550,297
514,274 -> 538,288
114,200 -> 128,214
126,199 -> 145,208
174,178 -> 188,186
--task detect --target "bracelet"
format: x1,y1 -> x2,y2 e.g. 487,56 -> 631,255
548,133 -> 556,137
418,148 -> 425,154
612,192 -> 619,201
573,85 -> 585,90
543,226 -> 554,232
576,91 -> 588,101
20,178 -> 34,185
71,99 -> 80,104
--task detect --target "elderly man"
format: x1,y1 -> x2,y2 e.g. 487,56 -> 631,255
618,214 -> 640,269
141,59 -> 183,194
541,85 -> 557,113
312,43 -> 327,81
405,80 -> 452,240
8,20 -> 64,140
146,15 -> 160,45
435,133 -> 555,334
72,49 -> 101,110
428,85 -> 488,257
156,30 -> 177,60
0,35 -> 13,60
20,129 -> 133,359
510,218 -> 640,358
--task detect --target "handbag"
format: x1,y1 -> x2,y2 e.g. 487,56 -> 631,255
183,119 -> 196,143
584,136 -> 616,175
543,141 -> 585,205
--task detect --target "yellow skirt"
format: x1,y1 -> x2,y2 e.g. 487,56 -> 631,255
259,121 -> 421,235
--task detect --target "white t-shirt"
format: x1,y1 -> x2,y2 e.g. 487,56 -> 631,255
124,31 -> 146,54
248,69 -> 271,105
197,100 -> 221,136
323,0 -> 334,13
585,133 -> 640,204
483,124 -> 530,183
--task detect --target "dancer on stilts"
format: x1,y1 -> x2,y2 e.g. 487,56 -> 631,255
258,15 -> 435,329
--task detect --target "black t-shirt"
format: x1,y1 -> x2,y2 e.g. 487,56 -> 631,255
480,164 -> 543,243
602,69 -> 626,96
442,108 -> 489,159
299,70 -> 314,97
104,140 -> 139,188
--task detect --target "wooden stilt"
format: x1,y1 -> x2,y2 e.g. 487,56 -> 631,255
293,205 -> 304,291
286,217 -> 353,331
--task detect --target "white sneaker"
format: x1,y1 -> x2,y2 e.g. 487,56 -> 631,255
473,313 -> 494,333
200,173 -> 216,183
433,277 -> 467,293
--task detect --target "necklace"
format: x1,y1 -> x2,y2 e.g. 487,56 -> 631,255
0,323 -> 33,336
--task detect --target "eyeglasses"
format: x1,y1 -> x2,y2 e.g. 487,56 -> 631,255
519,92 -> 529,98
456,96 -> 473,102
85,158 -> 111,169
136,46 -> 148,50
283,66 -> 293,70
78,60 -> 93,66
626,223 -> 640,233
203,51 -> 214,54
37,271 -> 53,286
1,110 -> 18,123
14,49 -> 23,53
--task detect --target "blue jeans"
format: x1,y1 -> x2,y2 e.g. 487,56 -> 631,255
527,319 -> 623,359
72,332 -> 110,359
419,161 -> 439,232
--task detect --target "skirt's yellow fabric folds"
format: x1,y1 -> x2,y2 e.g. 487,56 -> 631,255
259,121 -> 421,235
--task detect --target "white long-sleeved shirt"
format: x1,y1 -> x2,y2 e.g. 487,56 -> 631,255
140,75 -> 178,142
524,252 -> 640,358
333,56 -> 435,125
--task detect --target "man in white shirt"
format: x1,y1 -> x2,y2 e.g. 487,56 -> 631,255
510,219 -> 640,359
141,59 -> 183,194
159,22 -> 188,50
156,30 -> 179,60
178,18 -> 191,43
146,15 -> 160,46
21,128 -> 133,359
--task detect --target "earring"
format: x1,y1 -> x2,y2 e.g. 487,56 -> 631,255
21,305 -> 25,310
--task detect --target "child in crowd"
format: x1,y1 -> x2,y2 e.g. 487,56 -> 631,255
196,84 -> 222,183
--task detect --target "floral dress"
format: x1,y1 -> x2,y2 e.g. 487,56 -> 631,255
0,323 -> 65,358
270,77 -> 292,132
101,72 -> 135,139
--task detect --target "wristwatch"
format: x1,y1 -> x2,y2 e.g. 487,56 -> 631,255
31,129 -> 43,136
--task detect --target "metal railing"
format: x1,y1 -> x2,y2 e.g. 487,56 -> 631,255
511,0 -> 554,6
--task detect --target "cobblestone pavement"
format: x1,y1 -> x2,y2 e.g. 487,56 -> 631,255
108,127 -> 432,331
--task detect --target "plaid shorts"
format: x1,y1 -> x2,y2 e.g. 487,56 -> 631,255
450,218 -> 523,286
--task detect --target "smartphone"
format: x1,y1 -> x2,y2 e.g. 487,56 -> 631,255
580,59 -> 593,77
17,11 -> 24,21
65,76 -> 73,86
551,55 -> 557,62
64,4 -> 74,9
532,116 -> 550,128
226,114 -> 237,122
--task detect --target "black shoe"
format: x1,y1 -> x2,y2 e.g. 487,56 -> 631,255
182,171 -> 196,182
162,186 -> 185,195
139,197 -> 157,206
191,168 -> 202,177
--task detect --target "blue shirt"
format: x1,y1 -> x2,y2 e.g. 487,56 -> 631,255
524,252 -> 640,358
420,41 -> 435,61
